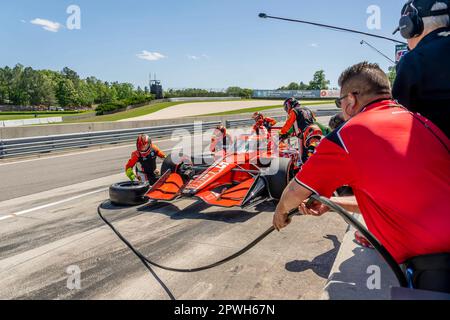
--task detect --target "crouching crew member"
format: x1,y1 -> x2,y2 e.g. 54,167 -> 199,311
125,134 -> 166,184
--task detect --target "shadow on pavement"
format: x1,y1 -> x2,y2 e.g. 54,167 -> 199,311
136,199 -> 274,224
285,235 -> 341,279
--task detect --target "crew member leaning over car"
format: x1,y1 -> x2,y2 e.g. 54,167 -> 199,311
125,134 -> 166,184
210,125 -> 233,154
279,98 -> 324,163
273,62 -> 450,294
252,112 -> 277,133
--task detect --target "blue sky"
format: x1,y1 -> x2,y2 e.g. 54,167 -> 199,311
1,0 -> 406,89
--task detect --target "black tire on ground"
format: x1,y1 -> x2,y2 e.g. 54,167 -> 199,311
264,158 -> 294,200
109,181 -> 150,206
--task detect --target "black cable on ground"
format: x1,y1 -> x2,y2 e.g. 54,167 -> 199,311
98,195 -> 408,287
97,200 -> 292,273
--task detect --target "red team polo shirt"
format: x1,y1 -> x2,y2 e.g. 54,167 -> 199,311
295,99 -> 450,263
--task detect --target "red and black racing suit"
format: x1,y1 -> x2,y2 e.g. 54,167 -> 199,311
252,117 -> 277,133
126,144 -> 166,184
280,106 -> 323,163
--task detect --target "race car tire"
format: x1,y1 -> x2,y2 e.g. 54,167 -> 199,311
161,154 -> 178,175
109,181 -> 150,206
264,158 -> 294,200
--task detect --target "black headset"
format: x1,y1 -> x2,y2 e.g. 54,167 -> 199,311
396,0 -> 450,39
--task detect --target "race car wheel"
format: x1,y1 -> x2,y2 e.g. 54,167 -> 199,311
161,154 -> 178,175
161,154 -> 209,175
109,181 -> 150,206
264,158 -> 294,200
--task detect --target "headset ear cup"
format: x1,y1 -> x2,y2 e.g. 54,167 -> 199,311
416,15 -> 424,36
399,16 -> 415,39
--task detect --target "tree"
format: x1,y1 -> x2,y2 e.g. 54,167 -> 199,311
387,67 -> 397,86
0,64 -> 153,108
56,78 -> 79,107
307,70 -> 330,90
226,87 -> 253,99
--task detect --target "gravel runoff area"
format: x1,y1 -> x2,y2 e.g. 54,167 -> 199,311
119,100 -> 284,122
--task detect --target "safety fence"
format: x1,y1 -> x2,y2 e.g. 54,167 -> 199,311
0,121 -> 222,159
0,109 -> 339,159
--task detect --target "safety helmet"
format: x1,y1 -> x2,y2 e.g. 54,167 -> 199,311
329,113 -> 346,131
283,97 -> 300,112
252,112 -> 263,122
214,125 -> 227,136
136,134 -> 152,155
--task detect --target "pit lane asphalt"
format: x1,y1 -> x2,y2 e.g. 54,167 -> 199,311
0,115 -> 345,300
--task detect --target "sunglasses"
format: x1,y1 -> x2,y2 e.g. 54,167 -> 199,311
335,92 -> 358,108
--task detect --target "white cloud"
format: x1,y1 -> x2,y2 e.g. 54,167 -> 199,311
309,43 -> 319,48
20,19 -> 27,24
30,18 -> 62,32
187,54 -> 210,60
137,50 -> 166,61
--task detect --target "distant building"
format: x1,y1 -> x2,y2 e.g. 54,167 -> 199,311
150,79 -> 163,99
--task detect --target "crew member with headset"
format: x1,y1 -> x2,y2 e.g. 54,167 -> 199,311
279,98 -> 325,164
393,0 -> 450,137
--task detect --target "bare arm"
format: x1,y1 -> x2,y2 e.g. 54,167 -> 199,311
273,180 -> 312,231
330,196 -> 360,213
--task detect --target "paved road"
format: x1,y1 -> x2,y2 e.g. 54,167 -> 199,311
120,100 -> 285,122
0,116 -> 346,300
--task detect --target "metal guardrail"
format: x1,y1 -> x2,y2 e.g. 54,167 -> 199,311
0,109 -> 339,159
225,116 -> 286,129
0,121 -> 221,159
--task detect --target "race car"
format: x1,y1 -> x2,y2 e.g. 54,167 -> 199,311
144,128 -> 301,208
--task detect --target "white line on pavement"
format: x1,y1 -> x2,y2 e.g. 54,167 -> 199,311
0,188 -> 108,222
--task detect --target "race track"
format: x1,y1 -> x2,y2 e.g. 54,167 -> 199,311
120,100 -> 285,121
0,117 -> 347,300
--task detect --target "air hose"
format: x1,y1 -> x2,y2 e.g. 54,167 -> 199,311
97,194 -> 408,287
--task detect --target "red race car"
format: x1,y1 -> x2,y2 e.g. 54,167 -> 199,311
145,128 -> 301,208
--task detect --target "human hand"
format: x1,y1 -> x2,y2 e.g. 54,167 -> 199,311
299,199 -> 330,216
273,207 -> 292,231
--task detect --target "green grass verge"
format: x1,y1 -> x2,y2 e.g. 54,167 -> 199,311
64,99 -> 245,123
66,101 -> 190,123
202,100 -> 335,116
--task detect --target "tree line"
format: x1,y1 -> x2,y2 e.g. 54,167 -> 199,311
0,64 -> 152,109
278,70 -> 331,91
164,87 -> 253,99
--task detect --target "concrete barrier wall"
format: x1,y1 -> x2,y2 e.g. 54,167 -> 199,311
0,117 -> 62,128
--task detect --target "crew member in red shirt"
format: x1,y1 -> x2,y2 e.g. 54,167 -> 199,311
125,134 -> 166,184
279,98 -> 324,163
273,62 -> 450,293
